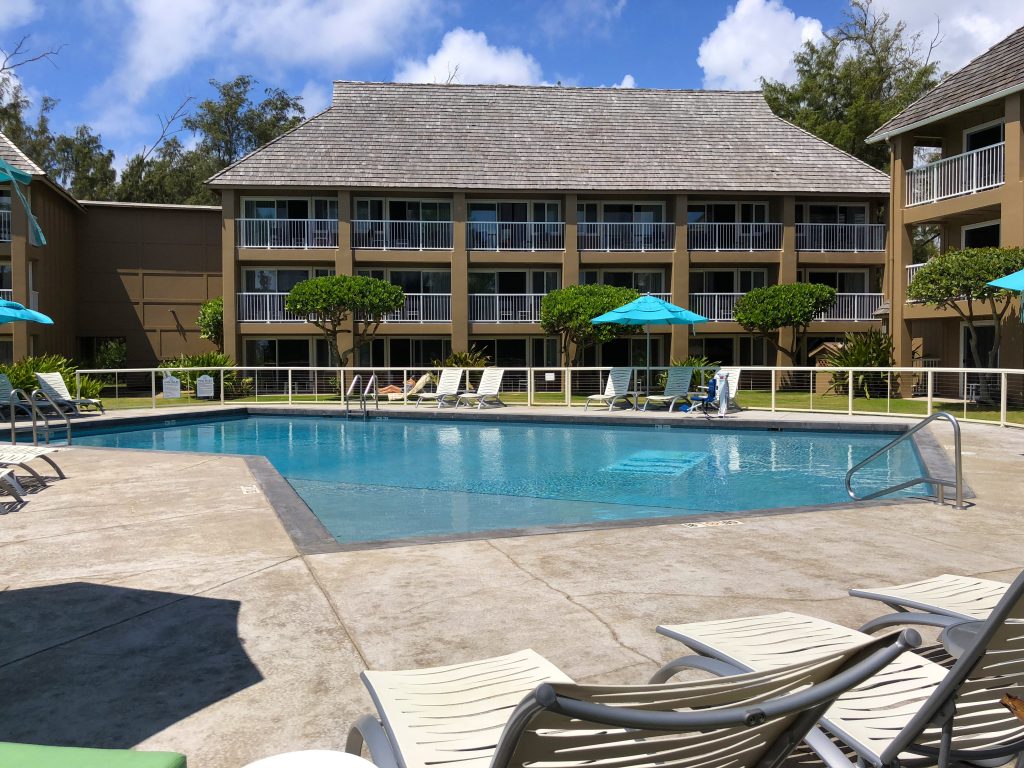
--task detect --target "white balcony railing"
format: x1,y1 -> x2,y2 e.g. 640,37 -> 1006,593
817,293 -> 884,321
467,222 -> 565,251
237,292 -> 307,322
906,263 -> 924,285
906,142 -> 1004,207
469,293 -> 544,322
0,210 -> 10,242
382,293 -> 451,323
352,220 -> 453,250
687,223 -> 782,251
796,223 -> 886,252
236,219 -> 338,249
577,222 -> 674,251
689,292 -> 743,321
0,289 -> 11,301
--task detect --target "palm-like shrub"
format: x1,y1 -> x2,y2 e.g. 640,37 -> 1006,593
823,330 -> 897,398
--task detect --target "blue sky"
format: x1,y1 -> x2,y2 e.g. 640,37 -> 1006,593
3,0 -> 1023,168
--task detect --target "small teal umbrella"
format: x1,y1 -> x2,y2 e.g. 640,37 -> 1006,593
592,294 -> 708,395
0,299 -> 53,325
988,269 -> 1024,322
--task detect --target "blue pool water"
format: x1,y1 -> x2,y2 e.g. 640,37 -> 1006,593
70,416 -> 927,544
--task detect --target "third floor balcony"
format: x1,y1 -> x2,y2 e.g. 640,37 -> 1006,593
906,142 -> 1004,207
577,222 -> 674,251
689,291 -> 883,322
237,218 -> 338,249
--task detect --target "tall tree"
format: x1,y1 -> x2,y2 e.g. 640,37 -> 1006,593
762,0 -> 940,170
733,283 -> 837,365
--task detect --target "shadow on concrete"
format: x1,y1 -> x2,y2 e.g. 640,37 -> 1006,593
0,581 -> 262,748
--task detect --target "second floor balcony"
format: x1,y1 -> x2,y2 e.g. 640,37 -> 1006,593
906,142 -> 1005,207
239,291 -> 453,323
469,293 -> 544,322
467,222 -> 564,251
906,263 -> 924,284
688,223 -> 782,251
352,220 -> 453,250
237,219 -> 338,249
578,222 -> 674,251
689,291 -> 883,322
0,210 -> 9,242
796,223 -> 886,252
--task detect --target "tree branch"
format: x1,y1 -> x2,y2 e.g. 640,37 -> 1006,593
139,95 -> 195,162
0,35 -> 64,77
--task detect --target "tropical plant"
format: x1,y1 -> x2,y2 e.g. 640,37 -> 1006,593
159,351 -> 236,389
0,354 -> 104,400
733,283 -> 837,364
285,275 -> 405,366
432,345 -> 493,387
822,330 -> 897,398
197,297 -> 224,352
92,337 -> 127,370
540,284 -> 641,366
657,355 -> 721,389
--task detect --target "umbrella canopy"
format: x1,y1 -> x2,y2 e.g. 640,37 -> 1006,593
0,299 -> 53,326
988,268 -> 1024,292
592,294 -> 709,397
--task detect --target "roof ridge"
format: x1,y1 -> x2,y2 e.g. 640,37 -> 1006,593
331,80 -> 763,95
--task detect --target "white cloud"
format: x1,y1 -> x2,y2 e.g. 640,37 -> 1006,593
394,28 -> 543,85
539,0 -> 627,39
299,80 -> 330,114
0,0 -> 41,31
698,0 -> 824,89
872,0 -> 1024,73
612,74 -> 635,88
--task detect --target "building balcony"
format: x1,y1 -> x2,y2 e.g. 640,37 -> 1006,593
906,142 -> 1004,207
906,263 -> 924,284
0,210 -> 9,242
796,223 -> 886,252
0,289 -> 11,302
237,219 -> 338,249
352,220 -> 453,250
467,222 -> 564,251
688,223 -> 782,251
237,292 -> 307,322
577,222 -> 674,251
688,291 -> 883,322
381,293 -> 451,323
469,293 -> 544,323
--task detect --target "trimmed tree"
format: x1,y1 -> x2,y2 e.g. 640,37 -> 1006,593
733,283 -> 837,365
540,284 -> 641,366
197,296 -> 224,352
907,247 -> 1024,378
284,275 -> 405,365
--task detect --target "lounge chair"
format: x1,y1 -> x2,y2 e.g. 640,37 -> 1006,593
0,467 -> 25,502
718,366 -> 742,410
384,373 -> 431,402
412,368 -> 463,408
456,368 -> 506,409
0,373 -> 33,419
851,572 -> 1009,633
346,635 -> 915,768
0,444 -> 65,488
34,372 -> 104,414
584,367 -> 635,411
652,569 -> 1024,768
642,366 -> 692,411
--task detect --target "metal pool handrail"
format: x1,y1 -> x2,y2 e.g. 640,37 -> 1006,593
845,411 -> 962,508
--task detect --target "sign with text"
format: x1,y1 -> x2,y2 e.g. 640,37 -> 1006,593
196,375 -> 215,398
162,374 -> 181,400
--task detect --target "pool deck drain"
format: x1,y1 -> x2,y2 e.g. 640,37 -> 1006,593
0,408 -> 1020,768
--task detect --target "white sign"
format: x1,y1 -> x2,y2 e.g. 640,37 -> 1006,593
163,374 -> 181,399
544,372 -> 555,382
196,375 -> 215,398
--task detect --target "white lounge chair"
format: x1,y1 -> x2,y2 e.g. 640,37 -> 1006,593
346,636 -> 915,768
412,368 -> 463,408
456,368 -> 506,409
0,444 -> 65,488
851,572 -> 1009,633
643,366 -> 693,411
717,366 -> 742,410
34,372 -> 104,414
584,367 -> 635,411
0,466 -> 25,502
652,569 -> 1024,768
384,373 -> 431,402
0,373 -> 33,419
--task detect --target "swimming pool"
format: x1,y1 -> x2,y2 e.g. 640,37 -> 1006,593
70,415 -> 928,544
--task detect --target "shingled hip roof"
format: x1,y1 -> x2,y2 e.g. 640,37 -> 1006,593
0,131 -> 45,177
868,25 -> 1024,143
208,81 -> 888,195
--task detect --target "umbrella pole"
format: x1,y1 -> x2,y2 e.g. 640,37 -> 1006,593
646,326 -> 651,398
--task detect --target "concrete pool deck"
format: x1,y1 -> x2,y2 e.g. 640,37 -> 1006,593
1,406 -> 1023,767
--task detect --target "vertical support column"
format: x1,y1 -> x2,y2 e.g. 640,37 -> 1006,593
776,195 -> 797,366
9,184 -> 30,360
336,190 -> 356,367
561,194 -> 581,366
670,194 -> 690,361
450,192 -> 469,351
220,189 -> 239,363
889,135 -> 915,374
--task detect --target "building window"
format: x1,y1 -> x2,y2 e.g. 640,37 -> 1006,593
965,121 -> 1004,152
0,339 -> 11,365
242,198 -> 337,220
806,269 -> 868,293
468,270 -> 559,295
690,269 -> 766,293
387,338 -> 451,368
962,220 -> 1000,248
0,262 -> 11,291
243,268 -> 312,293
688,202 -> 768,223
579,269 -> 664,293
359,269 -> 451,294
244,338 -> 311,366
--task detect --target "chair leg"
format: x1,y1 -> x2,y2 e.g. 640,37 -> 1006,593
346,715 -> 401,768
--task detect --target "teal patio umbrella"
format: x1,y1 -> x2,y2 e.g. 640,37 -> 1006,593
0,299 -> 53,326
591,294 -> 708,395
988,269 -> 1024,321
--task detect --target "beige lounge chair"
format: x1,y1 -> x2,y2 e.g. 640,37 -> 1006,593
346,635 -> 915,768
584,367 -> 635,411
0,466 -> 25,502
0,373 -> 33,419
653,569 -> 1024,768
412,368 -> 463,408
456,368 -> 505,409
643,366 -> 692,411
717,366 -> 742,410
385,373 -> 431,402
0,444 -> 65,488
34,372 -> 104,414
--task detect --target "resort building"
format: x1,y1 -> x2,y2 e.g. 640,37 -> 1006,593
0,132 -> 221,366
209,81 -> 890,370
871,25 -> 1024,371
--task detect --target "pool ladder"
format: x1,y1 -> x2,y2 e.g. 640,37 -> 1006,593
8,389 -> 73,445
344,374 -> 379,420
845,411 -> 963,509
